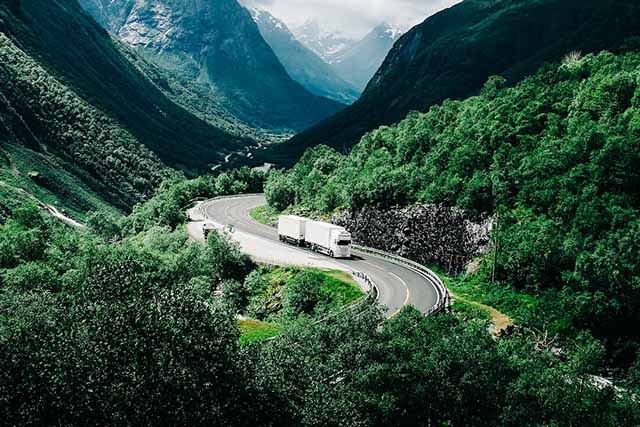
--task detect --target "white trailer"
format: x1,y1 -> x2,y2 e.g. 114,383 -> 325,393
305,221 -> 352,259
278,215 -> 309,246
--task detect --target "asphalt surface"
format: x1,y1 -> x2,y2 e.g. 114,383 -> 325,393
203,194 -> 439,316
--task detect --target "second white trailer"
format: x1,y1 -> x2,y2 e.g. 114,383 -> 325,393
305,221 -> 352,259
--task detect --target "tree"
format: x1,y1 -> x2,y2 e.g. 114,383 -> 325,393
283,271 -> 323,318
265,170 -> 296,211
222,279 -> 249,313
207,229 -> 252,284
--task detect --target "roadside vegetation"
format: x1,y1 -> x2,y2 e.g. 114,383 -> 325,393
239,319 -> 281,345
1,50 -> 639,426
266,50 -> 640,370
1,191 -> 639,425
239,266 -> 364,322
249,204 -> 280,227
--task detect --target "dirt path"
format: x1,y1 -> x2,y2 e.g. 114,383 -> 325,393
451,293 -> 514,336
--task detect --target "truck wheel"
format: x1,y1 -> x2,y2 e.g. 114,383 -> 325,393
329,250 -> 334,258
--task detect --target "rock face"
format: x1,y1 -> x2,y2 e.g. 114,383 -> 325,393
251,8 -> 359,104
290,21 -> 401,93
334,204 -> 490,273
78,0 -> 344,132
330,23 -> 402,92
273,0 -> 640,165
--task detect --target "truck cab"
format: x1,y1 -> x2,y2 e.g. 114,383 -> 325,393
331,229 -> 352,259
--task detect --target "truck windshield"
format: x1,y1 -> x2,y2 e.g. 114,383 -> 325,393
337,240 -> 351,246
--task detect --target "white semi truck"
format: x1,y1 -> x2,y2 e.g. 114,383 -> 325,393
277,215 -> 352,259
305,221 -> 352,259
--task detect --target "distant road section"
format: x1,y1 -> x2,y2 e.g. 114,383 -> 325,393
189,194 -> 441,316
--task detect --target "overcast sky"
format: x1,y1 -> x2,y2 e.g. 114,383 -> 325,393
240,0 -> 461,38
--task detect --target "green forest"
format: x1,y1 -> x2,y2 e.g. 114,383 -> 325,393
1,174 -> 639,425
266,51 -> 640,367
1,0 -> 640,424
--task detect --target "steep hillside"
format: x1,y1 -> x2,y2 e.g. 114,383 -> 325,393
1,0 -> 252,175
271,0 -> 640,164
268,50 -> 640,362
331,23 -> 402,91
0,31 -> 168,216
251,8 -> 359,104
79,0 -> 344,133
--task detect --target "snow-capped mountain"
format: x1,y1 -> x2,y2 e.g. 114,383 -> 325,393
331,23 -> 404,91
251,9 -> 359,104
290,20 -> 357,64
291,20 -> 403,92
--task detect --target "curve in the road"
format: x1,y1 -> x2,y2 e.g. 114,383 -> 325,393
202,194 -> 441,316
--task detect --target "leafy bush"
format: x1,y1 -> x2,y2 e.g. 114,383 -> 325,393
282,271 -> 323,318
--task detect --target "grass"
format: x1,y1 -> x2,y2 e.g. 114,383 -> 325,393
249,204 -> 331,227
249,204 -> 279,227
0,144 -> 118,222
318,269 -> 364,306
240,267 -> 365,344
443,271 -> 535,325
443,267 -> 577,336
239,319 -> 281,346
261,266 -> 364,307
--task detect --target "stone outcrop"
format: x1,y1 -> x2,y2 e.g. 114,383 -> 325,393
334,204 -> 491,273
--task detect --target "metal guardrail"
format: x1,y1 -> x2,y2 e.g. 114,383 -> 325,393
353,270 -> 379,301
353,245 -> 451,316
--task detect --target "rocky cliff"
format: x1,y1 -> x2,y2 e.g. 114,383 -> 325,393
334,204 -> 490,272
251,8 -> 359,104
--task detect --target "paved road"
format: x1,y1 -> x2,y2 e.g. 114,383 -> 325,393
202,194 -> 440,316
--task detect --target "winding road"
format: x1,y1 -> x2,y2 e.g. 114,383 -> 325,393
194,194 -> 442,316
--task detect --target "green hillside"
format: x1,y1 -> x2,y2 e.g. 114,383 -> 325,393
270,0 -> 640,165
0,32 -> 169,216
267,50 -> 640,363
0,0 -> 252,175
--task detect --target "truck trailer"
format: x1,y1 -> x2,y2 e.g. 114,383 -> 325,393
278,215 -> 308,246
304,221 -> 352,259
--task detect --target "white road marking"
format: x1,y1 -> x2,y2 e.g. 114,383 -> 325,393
388,272 -> 411,317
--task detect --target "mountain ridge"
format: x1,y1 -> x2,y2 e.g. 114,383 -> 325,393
331,22 -> 403,91
1,0 -> 253,176
79,0 -> 345,133
250,8 -> 359,104
270,0 -> 640,165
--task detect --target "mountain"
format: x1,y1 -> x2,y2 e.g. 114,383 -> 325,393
269,0 -> 640,165
0,1 -> 171,217
250,8 -> 359,104
78,0 -> 344,133
331,23 -> 402,91
290,21 -> 401,92
290,20 -> 356,63
1,0 -> 254,178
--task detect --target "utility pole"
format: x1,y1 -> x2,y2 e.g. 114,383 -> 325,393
490,157 -> 502,284
492,210 -> 499,283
